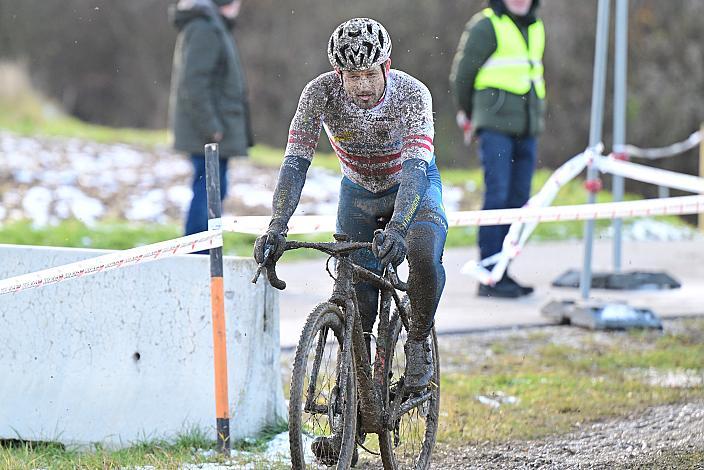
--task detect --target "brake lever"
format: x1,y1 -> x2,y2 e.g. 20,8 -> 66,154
251,245 -> 272,284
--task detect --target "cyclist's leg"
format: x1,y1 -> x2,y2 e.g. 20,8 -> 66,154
336,177 -> 395,346
403,167 -> 448,390
408,160 -> 448,340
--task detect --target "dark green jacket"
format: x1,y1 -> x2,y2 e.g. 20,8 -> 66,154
169,5 -> 253,157
450,5 -> 545,137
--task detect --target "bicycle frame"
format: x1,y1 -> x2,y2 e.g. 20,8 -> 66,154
281,237 -> 412,436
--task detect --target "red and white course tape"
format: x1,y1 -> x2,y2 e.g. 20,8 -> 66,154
0,230 -> 222,295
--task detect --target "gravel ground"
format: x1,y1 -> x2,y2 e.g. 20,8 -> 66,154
427,401 -> 704,469
280,319 -> 704,469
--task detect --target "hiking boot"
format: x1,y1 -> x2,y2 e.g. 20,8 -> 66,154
311,436 -> 358,467
477,278 -> 524,298
503,274 -> 534,296
404,337 -> 433,392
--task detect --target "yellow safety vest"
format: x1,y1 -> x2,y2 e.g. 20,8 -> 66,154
474,8 -> 546,98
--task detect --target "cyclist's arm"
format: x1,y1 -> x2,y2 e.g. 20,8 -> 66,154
269,155 -> 310,233
387,158 -> 429,235
389,82 -> 434,234
269,78 -> 325,233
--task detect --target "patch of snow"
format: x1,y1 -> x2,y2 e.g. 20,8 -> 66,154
168,185 -> 193,214
22,186 -> 53,227
54,186 -> 104,226
617,219 -> 696,242
442,184 -> 463,212
125,189 -> 166,222
475,391 -> 520,409
236,183 -> 276,208
639,368 -> 704,388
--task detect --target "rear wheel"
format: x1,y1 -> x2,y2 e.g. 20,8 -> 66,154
289,302 -> 357,469
379,296 -> 440,469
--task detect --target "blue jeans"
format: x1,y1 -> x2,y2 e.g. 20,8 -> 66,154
185,154 -> 228,237
477,129 -> 537,260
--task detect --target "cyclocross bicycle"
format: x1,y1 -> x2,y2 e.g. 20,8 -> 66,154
254,232 -> 440,469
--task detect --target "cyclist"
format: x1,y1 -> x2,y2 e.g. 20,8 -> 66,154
253,15 -> 447,446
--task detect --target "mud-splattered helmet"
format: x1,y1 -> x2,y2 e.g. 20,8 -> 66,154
327,18 -> 392,71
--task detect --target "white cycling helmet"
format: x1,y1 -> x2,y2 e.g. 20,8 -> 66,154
327,18 -> 392,71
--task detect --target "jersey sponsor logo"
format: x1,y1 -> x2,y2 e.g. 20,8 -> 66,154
332,130 -> 355,142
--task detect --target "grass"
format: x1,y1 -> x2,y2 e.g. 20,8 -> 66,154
3,322 -> 702,468
0,422 -> 290,470
437,318 -> 704,444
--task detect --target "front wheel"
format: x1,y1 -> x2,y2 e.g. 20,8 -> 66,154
289,302 -> 357,469
379,296 -> 440,470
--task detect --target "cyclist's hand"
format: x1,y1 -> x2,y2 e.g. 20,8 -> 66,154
372,227 -> 407,267
253,230 -> 286,265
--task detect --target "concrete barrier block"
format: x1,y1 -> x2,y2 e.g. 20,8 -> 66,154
0,244 -> 286,447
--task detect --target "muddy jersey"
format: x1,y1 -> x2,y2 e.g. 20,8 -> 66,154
285,70 -> 435,193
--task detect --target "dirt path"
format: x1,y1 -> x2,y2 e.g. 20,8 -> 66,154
281,319 -> 704,469
426,401 -> 704,469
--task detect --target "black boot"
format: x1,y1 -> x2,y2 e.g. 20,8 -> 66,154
477,277 -> 524,298
503,273 -> 534,296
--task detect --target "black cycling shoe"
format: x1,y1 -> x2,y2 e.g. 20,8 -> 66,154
311,436 -> 359,467
477,278 -> 524,298
503,274 -> 534,296
404,337 -> 433,392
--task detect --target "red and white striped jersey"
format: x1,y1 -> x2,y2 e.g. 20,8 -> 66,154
285,70 -> 435,193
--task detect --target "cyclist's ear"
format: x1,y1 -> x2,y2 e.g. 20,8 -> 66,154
383,59 -> 391,75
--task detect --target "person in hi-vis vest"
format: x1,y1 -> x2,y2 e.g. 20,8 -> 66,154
450,0 -> 545,298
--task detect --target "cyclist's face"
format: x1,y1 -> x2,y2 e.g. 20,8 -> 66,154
341,65 -> 386,109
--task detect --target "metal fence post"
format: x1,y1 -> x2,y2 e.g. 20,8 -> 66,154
699,123 -> 704,233
612,0 -> 628,273
205,143 -> 230,454
580,0 -> 612,300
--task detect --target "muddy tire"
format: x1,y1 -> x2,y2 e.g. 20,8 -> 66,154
289,302 -> 357,469
379,296 -> 440,469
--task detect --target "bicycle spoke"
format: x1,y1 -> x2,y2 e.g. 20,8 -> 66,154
289,303 -> 357,469
379,296 -> 439,469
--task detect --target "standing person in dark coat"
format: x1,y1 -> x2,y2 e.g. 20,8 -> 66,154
168,0 -> 253,238
450,0 -> 545,298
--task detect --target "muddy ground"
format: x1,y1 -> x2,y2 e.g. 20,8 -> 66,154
282,319 -> 704,469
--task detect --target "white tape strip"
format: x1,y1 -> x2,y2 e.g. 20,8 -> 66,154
0,230 -> 223,296
460,194 -> 704,283
613,130 -> 702,160
451,194 -> 704,226
208,217 -> 222,231
222,194 -> 704,235
221,215 -> 336,235
595,155 -> 704,194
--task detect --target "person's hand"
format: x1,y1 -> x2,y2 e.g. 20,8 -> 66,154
253,228 -> 286,266
211,131 -> 224,143
372,227 -> 407,267
456,110 -> 474,146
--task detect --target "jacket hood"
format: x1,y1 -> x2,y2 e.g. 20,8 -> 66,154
170,0 -> 218,30
489,0 -> 541,24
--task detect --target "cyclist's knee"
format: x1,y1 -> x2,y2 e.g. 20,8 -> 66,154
406,224 -> 444,270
